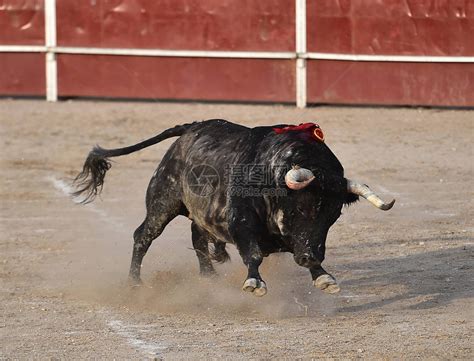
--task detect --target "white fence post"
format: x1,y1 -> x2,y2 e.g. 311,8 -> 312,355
296,0 -> 307,108
45,0 -> 57,101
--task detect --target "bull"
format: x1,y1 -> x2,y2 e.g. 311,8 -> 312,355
73,120 -> 394,296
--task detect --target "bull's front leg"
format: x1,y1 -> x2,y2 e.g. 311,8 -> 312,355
310,265 -> 340,294
239,243 -> 267,297
228,209 -> 267,297
306,240 -> 340,294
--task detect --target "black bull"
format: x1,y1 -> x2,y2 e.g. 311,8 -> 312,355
73,119 -> 395,296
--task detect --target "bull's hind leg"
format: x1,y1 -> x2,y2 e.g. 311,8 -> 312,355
128,180 -> 183,285
191,223 -> 216,276
211,241 -> 230,263
129,212 -> 178,285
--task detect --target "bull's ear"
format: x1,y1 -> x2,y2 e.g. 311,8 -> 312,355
344,192 -> 359,206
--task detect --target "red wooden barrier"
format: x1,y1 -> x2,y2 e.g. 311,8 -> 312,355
56,0 -> 295,51
306,0 -> 474,106
0,53 -> 45,95
307,60 -> 474,107
0,0 -> 45,95
0,0 -> 44,45
307,0 -> 474,55
1,0 -> 473,106
57,55 -> 295,102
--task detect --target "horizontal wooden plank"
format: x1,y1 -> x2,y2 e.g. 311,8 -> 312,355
57,55 -> 295,102
307,60 -> 474,106
0,0 -> 45,45
0,53 -> 45,95
56,0 -> 295,51
307,0 -> 474,56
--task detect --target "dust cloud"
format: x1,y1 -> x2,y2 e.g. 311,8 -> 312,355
50,197 -> 335,319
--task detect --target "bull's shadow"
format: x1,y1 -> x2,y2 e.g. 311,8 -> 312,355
320,238 -> 473,314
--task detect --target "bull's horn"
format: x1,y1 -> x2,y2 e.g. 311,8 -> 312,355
347,179 -> 395,210
285,166 -> 315,190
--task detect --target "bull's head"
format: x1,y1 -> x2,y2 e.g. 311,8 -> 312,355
281,165 -> 395,268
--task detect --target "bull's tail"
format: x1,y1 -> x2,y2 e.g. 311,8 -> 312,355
72,122 -> 195,203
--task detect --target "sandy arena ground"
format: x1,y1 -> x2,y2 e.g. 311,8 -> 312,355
0,99 -> 473,359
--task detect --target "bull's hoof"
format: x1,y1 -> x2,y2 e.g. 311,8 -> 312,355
127,276 -> 143,288
313,274 -> 340,294
242,278 -> 267,297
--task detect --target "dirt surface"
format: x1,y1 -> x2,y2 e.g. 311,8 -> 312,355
1,99 -> 473,359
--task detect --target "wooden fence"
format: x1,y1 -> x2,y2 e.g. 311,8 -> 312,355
1,0 -> 473,107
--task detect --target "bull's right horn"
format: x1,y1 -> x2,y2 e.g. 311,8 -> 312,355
285,166 -> 315,190
347,179 -> 395,211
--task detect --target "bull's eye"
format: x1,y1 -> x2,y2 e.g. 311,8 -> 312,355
296,205 -> 318,218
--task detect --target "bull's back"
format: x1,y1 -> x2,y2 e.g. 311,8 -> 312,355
176,120 -> 261,241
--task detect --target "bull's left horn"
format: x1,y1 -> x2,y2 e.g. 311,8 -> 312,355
347,179 -> 395,211
285,166 -> 315,190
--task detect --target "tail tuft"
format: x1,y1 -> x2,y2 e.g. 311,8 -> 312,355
72,146 -> 112,203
